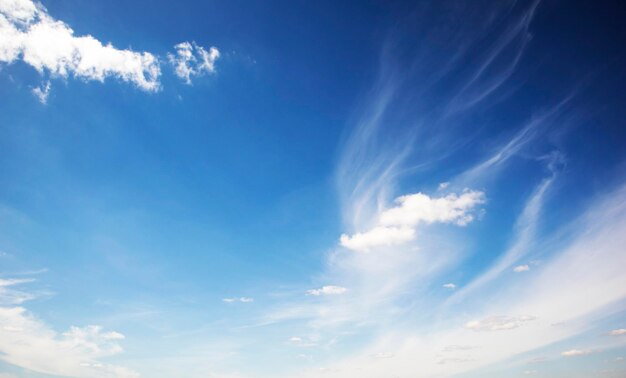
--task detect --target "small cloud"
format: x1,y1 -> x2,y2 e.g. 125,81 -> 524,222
168,41 -> 220,84
443,283 -> 456,290
609,328 -> 626,336
465,315 -> 536,331
222,297 -> 253,303
306,285 -> 347,296
31,81 -> 51,104
288,336 -> 317,348
561,349 -> 592,357
438,182 -> 450,191
340,226 -> 415,252
513,264 -> 530,273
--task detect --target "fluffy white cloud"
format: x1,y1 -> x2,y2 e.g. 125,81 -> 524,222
0,0 -> 161,91
609,328 -> 626,336
340,190 -> 484,251
168,41 -> 219,84
513,264 -> 530,273
0,0 -> 220,96
464,315 -> 536,332
380,190 -> 485,227
443,283 -> 456,290
560,349 -> 591,357
222,297 -> 254,303
306,286 -> 348,296
340,226 -> 415,252
0,279 -> 136,377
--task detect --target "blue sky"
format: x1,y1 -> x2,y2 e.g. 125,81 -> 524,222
1,0 -> 626,377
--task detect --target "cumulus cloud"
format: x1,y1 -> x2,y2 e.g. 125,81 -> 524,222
168,41 -> 220,84
0,278 -> 136,377
443,283 -> 457,290
0,0 -> 160,90
513,264 -> 530,273
222,297 -> 254,303
0,0 -> 220,97
340,190 -> 485,251
560,349 -> 592,357
339,226 -> 415,252
306,286 -> 347,296
379,190 -> 486,227
464,315 -> 536,332
609,328 -> 626,336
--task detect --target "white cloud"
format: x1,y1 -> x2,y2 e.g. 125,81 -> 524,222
339,226 -> 415,252
0,278 -> 137,377
288,336 -> 318,348
31,79 -> 49,103
0,0 -> 161,91
464,315 -> 536,332
379,190 -> 485,228
609,328 -> 626,336
513,264 -> 530,273
340,190 -> 484,252
560,349 -> 592,357
222,297 -> 254,303
0,0 -> 221,96
306,286 -> 347,296
438,182 -> 450,191
0,278 -> 36,305
168,41 -> 219,84
443,283 -> 456,290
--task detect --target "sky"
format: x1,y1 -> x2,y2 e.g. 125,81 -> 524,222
1,0 -> 626,377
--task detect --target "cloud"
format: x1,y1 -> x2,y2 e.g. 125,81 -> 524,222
168,41 -> 220,84
222,297 -> 254,303
288,336 -> 318,348
31,79 -> 49,103
513,264 -> 530,273
0,0 -> 160,91
0,0 -> 220,96
609,328 -> 626,336
0,278 -> 137,377
380,190 -> 486,227
443,283 -> 456,290
560,349 -> 592,357
340,190 -> 485,252
464,315 -> 536,332
0,278 -> 36,305
306,286 -> 348,296
339,226 -> 415,252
